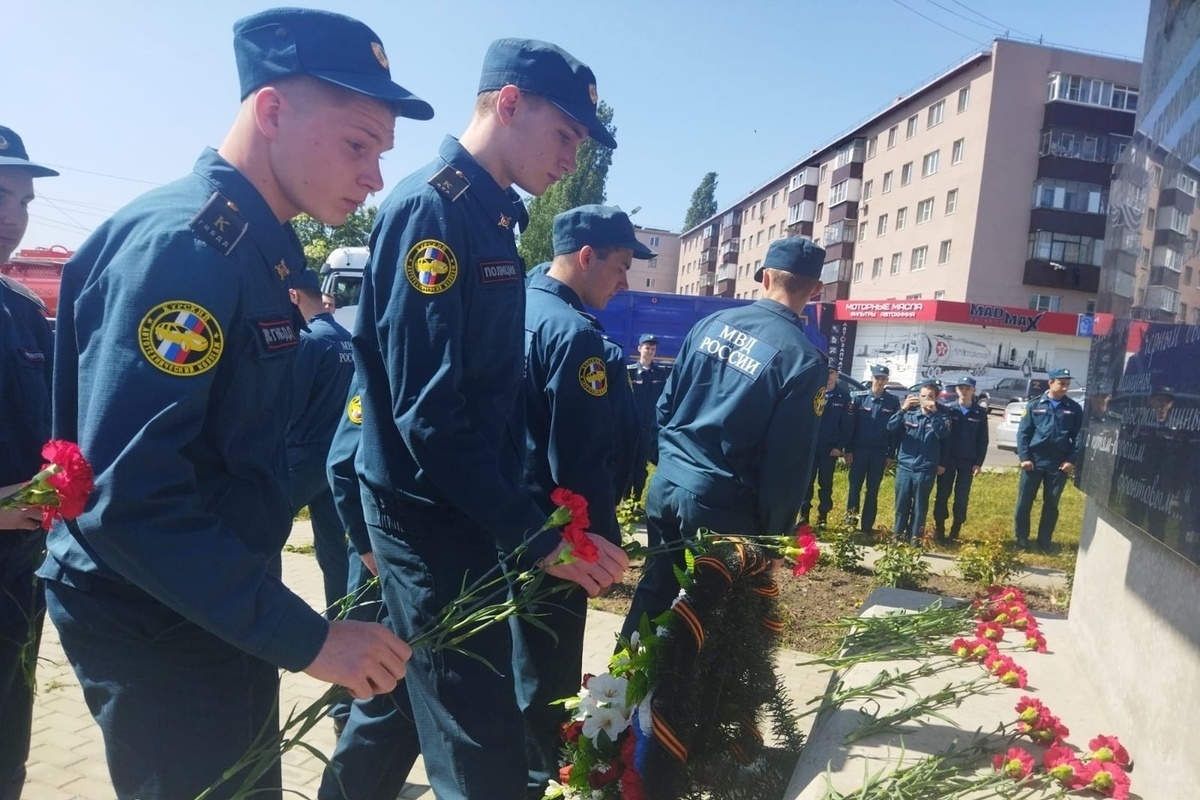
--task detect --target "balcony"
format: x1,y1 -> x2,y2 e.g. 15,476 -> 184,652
716,265 -> 736,282
699,248 -> 717,266
1023,259 -> 1100,292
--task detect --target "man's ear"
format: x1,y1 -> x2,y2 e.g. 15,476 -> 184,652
494,85 -> 522,127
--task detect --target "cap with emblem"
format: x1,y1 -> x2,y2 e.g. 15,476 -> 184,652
290,268 -> 321,292
477,39 -> 616,149
870,364 -> 890,377
915,378 -> 941,390
952,375 -> 977,387
233,8 -> 433,120
754,237 -> 826,282
552,205 -> 654,259
638,333 -> 658,345
0,126 -> 59,177
1049,367 -> 1072,380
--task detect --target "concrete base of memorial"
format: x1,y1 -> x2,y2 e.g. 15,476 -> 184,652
784,587 -> 1122,800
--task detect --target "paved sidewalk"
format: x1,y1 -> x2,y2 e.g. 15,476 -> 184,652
23,522 -> 829,800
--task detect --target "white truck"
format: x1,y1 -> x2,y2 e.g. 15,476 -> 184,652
319,246 -> 369,332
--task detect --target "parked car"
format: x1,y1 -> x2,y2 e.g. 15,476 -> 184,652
987,377 -> 1051,415
996,388 -> 1085,451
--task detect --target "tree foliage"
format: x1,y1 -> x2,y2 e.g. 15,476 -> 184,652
683,172 -> 718,231
292,206 -> 378,269
517,101 -> 617,269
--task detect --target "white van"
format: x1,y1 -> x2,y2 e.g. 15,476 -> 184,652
319,246 -> 369,332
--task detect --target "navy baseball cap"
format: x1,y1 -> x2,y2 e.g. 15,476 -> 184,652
915,378 -> 941,390
291,268 -> 321,292
478,39 -> 616,149
638,333 -> 658,345
233,8 -> 434,120
754,237 -> 826,282
552,205 -> 654,259
952,375 -> 977,387
1049,367 -> 1073,380
0,126 -> 58,177
870,364 -> 890,377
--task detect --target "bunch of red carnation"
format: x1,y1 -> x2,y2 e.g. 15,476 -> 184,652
0,440 -> 95,530
549,487 -> 598,563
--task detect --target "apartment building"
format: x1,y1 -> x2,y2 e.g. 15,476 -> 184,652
677,38 -> 1141,319
630,224 -> 681,293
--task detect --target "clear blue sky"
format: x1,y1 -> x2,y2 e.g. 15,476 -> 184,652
9,0 -> 1149,252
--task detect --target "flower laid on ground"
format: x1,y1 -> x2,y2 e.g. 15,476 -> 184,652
1079,758 -> 1132,799
0,440 -> 95,529
984,653 -> 1028,688
1014,698 -> 1070,746
1088,734 -> 1131,768
1023,629 -> 1047,652
975,620 -> 1005,641
1043,745 -> 1086,788
992,746 -> 1035,780
788,524 -> 821,576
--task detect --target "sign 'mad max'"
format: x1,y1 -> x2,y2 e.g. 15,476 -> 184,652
835,299 -> 1104,337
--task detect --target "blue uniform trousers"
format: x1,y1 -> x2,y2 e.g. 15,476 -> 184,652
44,580 -> 281,800
1014,467 -> 1070,549
510,579 -> 587,799
802,451 -> 838,519
620,476 -> 756,641
357,512 -> 526,800
847,449 -> 889,534
893,466 -> 937,542
933,464 -> 975,528
0,538 -> 42,800
289,454 -> 350,616
319,543 -> 422,800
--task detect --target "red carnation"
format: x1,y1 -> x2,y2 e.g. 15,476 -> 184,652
0,440 -> 95,531
792,529 -> 820,576
1044,745 -> 1087,789
550,487 -> 598,563
1088,734 -> 1132,768
619,727 -> 645,800
558,765 -> 573,785
992,746 -> 1035,780
1079,759 -> 1131,799
561,719 -> 584,746
588,760 -> 622,789
976,620 -> 1005,642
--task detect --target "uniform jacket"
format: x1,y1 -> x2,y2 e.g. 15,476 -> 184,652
287,312 -> 354,460
654,299 -> 827,536
353,137 -> 559,561
42,149 -> 326,671
816,384 -> 854,452
888,405 -> 951,473
944,401 -> 989,468
627,360 -> 668,433
847,390 -> 902,458
1017,392 -> 1084,468
326,380 -> 370,557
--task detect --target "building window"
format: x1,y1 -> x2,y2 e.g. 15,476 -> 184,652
906,293 -> 923,300
1085,299 -> 1097,315
906,114 -> 919,138
853,261 -> 864,282
916,197 -> 934,224
815,203 -> 824,222
1186,266 -> 1194,285
1177,173 -> 1198,197
896,207 -> 908,230
1029,294 -> 1062,312
819,165 -> 827,184
867,136 -> 878,159
1046,73 -> 1139,112
891,252 -> 903,275
952,138 -> 964,164
887,125 -> 898,149
858,220 -> 868,241
883,171 -> 894,193
1032,179 -> 1108,214
757,230 -> 764,245
648,257 -> 659,269
1039,129 -> 1129,163
939,239 -> 952,263
771,191 -> 780,208
922,151 -> 939,177
768,224 -> 776,239
863,179 -> 873,201
1027,231 -> 1105,267
877,214 -> 888,236
901,162 -> 913,185
649,236 -> 660,247
829,180 -> 849,206
934,289 -> 946,300
946,189 -> 959,215
645,278 -> 656,288
911,246 -> 928,271
1145,207 -> 1155,230
957,86 -> 970,113
872,257 -> 883,279
927,100 -> 945,128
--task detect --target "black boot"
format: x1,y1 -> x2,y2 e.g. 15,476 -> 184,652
934,521 -> 946,541
949,522 -> 961,540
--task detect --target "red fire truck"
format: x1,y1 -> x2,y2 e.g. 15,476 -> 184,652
0,245 -> 71,318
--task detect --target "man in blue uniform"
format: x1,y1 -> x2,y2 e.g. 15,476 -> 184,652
39,11 -> 428,799
628,333 -> 669,499
845,365 -> 901,534
933,375 -> 989,540
1014,367 -> 1083,552
621,237 -> 828,640
801,366 -> 854,527
287,267 -> 355,614
517,205 -> 650,797
0,125 -> 57,800
339,39 -> 628,800
888,380 -> 950,543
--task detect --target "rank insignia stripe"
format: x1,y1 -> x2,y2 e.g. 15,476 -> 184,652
428,165 -> 470,202
189,193 -> 249,256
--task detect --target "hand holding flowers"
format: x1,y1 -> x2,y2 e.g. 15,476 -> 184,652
0,440 -> 94,531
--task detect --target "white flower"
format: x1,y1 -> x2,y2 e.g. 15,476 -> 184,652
636,689 -> 655,735
656,625 -> 670,638
544,780 -> 565,799
581,703 -> 631,743
628,630 -> 641,653
585,673 -> 628,708
577,695 -> 601,719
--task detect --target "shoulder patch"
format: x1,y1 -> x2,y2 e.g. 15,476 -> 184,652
0,273 -> 49,314
138,301 -> 224,376
428,165 -> 470,202
189,193 -> 248,257
405,239 -> 458,294
578,357 -> 608,396
347,394 -> 363,425
813,386 -> 827,416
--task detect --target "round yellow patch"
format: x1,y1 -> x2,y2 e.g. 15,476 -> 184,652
404,239 -> 458,294
578,357 -> 608,397
813,387 -> 827,417
138,301 -> 223,376
347,394 -> 363,425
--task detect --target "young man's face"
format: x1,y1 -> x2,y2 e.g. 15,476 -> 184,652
919,385 -> 939,402
956,384 -> 976,404
638,342 -> 657,360
1048,377 -> 1071,397
506,93 -> 588,197
0,169 -> 34,263
272,82 -> 396,225
826,369 -> 839,390
871,375 -> 889,393
579,245 -> 631,310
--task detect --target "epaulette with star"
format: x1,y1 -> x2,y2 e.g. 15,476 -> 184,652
190,192 -> 248,256
428,165 -> 470,202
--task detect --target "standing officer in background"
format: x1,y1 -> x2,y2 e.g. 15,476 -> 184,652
40,11 -> 428,798
0,125 -> 57,800
287,267 -> 355,614
518,205 -> 650,797
621,237 -> 827,640
339,39 -> 627,800
845,365 -> 901,535
628,333 -> 669,499
932,375 -> 989,541
1014,367 -> 1083,552
888,380 -> 950,543
800,365 -> 853,528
